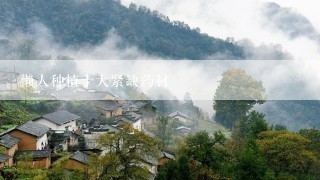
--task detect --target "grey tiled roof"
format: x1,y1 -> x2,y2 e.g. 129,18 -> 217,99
0,134 -> 20,149
42,110 -> 80,125
0,153 -> 11,163
168,111 -> 189,119
101,124 -> 120,133
117,117 -> 134,124
71,151 -> 89,164
143,129 -> 156,138
160,151 -> 175,160
16,121 -> 50,137
117,112 -> 141,124
125,112 -> 142,121
95,100 -> 120,111
15,150 -> 51,159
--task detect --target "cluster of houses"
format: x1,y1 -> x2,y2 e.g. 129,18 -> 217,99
0,106 -> 179,176
0,102 -> 192,175
0,71 -> 194,177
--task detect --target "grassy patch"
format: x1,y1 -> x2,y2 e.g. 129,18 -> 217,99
0,124 -> 16,134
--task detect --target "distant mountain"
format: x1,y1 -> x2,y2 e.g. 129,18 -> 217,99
263,2 -> 320,43
0,0 -> 292,60
256,100 -> 320,131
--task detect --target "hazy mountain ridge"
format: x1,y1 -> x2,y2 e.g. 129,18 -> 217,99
0,0 -> 243,59
263,2 -> 320,44
0,0 -> 294,60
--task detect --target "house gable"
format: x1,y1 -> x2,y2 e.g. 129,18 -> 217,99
9,130 -> 37,150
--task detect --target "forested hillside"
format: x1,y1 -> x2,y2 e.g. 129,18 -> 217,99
257,101 -> 320,131
0,0 -> 292,59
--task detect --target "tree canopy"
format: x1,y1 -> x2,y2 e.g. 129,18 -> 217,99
91,124 -> 160,179
213,68 -> 266,128
257,130 -> 318,175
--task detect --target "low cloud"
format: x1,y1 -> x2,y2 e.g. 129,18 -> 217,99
1,11 -> 320,118
121,0 -> 320,59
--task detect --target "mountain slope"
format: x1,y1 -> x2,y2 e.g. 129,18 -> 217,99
0,0 -> 245,59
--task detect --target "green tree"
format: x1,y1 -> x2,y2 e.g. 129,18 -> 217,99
236,138 -> 268,180
238,111 -> 268,139
155,160 -> 180,180
299,128 -> 320,150
156,155 -> 193,180
257,130 -> 318,176
213,68 -> 266,129
155,155 -> 194,180
48,152 -> 85,180
94,124 -> 160,179
87,153 -> 102,180
273,124 -> 287,131
299,128 -> 320,162
178,155 -> 193,180
16,153 -> 49,179
180,131 -> 228,171
156,115 -> 175,148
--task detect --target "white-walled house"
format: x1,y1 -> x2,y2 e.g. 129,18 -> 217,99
34,110 -> 80,131
133,119 -> 142,131
7,121 -> 50,150
168,111 -> 190,124
118,112 -> 143,131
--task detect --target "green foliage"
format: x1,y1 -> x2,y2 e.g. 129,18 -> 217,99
262,169 -> 276,180
277,172 -> 298,180
238,111 -> 268,139
178,155 -> 193,180
16,153 -> 49,179
180,131 -> 228,171
49,152 -> 73,180
156,115 -> 177,148
213,68 -> 266,128
257,130 -> 318,175
87,153 -> 102,180
299,128 -> 320,161
273,124 -> 287,131
0,146 -> 6,154
93,124 -> 160,179
35,101 -> 61,114
236,138 -> 268,180
155,155 -> 193,180
0,101 -> 38,126
65,100 -> 105,125
156,160 -> 180,180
